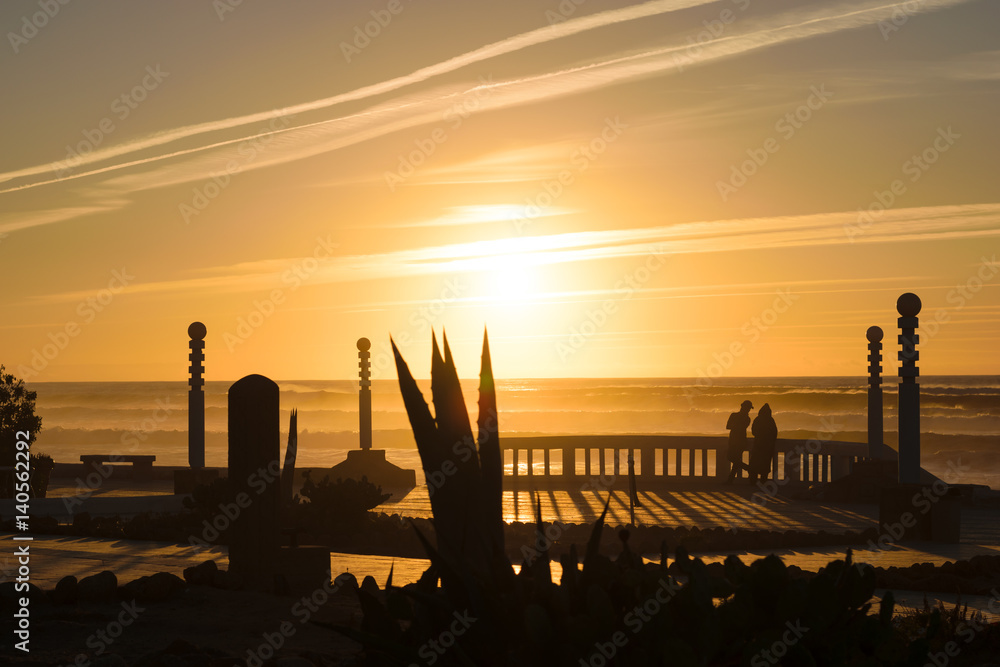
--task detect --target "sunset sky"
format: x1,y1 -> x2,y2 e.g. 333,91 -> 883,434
1,0 -> 998,382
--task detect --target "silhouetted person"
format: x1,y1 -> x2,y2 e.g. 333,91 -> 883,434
725,400 -> 753,484
749,403 -> 778,484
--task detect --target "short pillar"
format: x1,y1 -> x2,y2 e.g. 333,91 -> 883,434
228,374 -> 281,589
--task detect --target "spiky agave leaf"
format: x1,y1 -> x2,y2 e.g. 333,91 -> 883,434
532,491 -> 552,584
477,328 -> 504,554
587,495 -> 612,562
281,408 -> 297,506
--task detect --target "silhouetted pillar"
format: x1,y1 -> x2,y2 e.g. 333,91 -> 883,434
642,448 -> 655,480
228,374 -> 281,588
188,322 -> 206,469
563,447 -> 575,478
867,326 -> 884,459
358,338 -> 372,451
897,294 -> 921,484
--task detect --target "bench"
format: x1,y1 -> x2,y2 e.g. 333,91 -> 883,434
81,455 -> 156,480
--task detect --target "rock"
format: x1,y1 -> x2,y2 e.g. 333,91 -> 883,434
183,560 -> 218,586
122,572 -> 186,603
78,570 -> 118,603
53,575 -> 79,604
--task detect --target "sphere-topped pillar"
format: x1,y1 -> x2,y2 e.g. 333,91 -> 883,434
188,322 -> 207,469
866,326 -> 884,459
897,293 -> 921,484
358,338 -> 372,451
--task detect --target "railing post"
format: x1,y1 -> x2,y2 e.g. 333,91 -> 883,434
642,448 -> 655,480
563,447 -> 574,478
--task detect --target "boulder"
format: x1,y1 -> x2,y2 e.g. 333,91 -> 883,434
78,570 -> 118,603
183,560 -> 218,586
52,575 -> 79,604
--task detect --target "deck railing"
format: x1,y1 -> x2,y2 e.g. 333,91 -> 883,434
502,435 -> 868,484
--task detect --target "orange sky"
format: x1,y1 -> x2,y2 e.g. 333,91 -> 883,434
1,0 -> 998,381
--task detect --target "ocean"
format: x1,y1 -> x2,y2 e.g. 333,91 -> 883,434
26,376 -> 1000,489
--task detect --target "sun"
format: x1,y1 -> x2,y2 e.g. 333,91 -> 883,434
484,252 -> 539,303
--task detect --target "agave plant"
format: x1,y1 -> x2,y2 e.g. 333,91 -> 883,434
330,332 -> 935,667
391,328 -> 504,572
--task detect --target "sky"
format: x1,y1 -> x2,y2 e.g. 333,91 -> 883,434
1,0 -> 998,382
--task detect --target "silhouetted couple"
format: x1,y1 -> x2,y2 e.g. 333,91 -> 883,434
725,400 -> 777,484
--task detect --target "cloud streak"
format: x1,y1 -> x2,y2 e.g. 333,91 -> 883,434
0,0 -> 976,236
26,202 -> 1000,304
